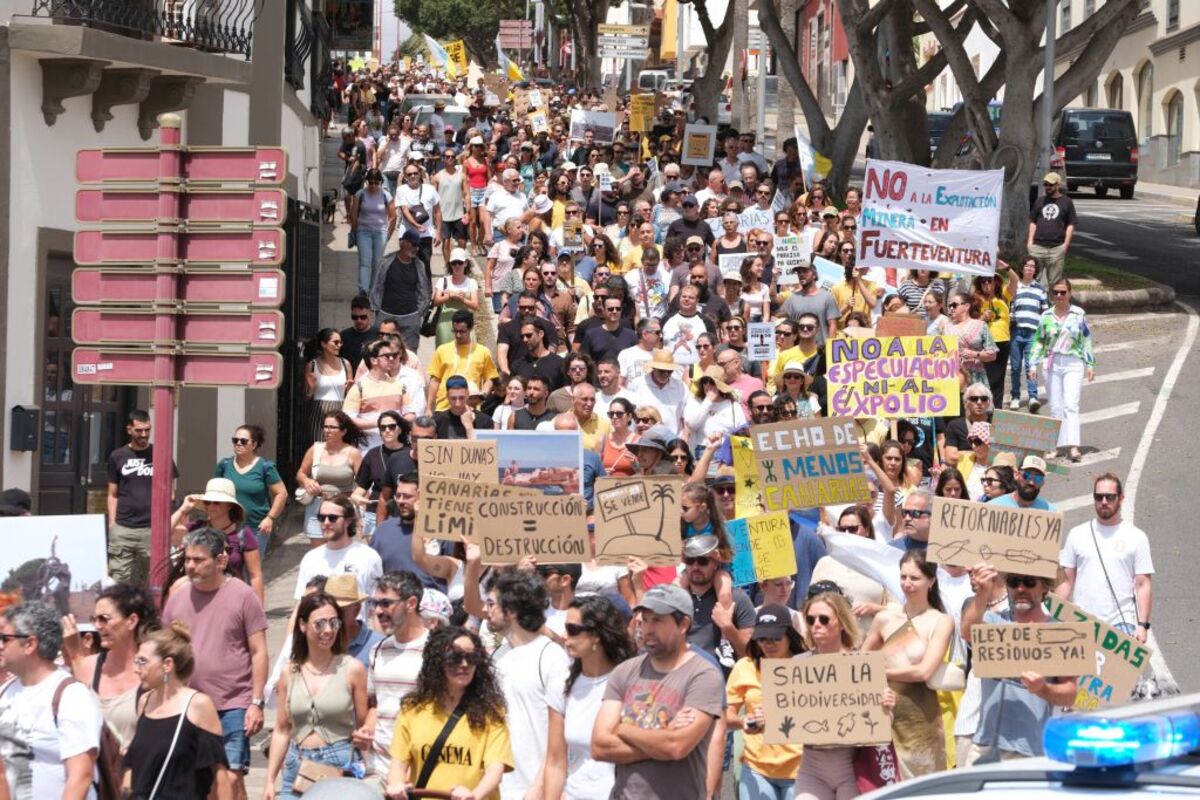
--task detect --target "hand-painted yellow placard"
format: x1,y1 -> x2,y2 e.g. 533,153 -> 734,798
825,335 -> 960,419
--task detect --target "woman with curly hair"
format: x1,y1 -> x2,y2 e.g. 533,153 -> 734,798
543,596 -> 637,799
385,626 -> 512,799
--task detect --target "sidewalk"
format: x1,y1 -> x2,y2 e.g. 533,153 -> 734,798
1126,179 -> 1196,210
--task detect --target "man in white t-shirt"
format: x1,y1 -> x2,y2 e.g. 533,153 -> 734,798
358,570 -> 429,786
617,319 -> 663,386
485,169 -> 532,241
485,570 -> 570,799
0,602 -> 102,800
1056,473 -> 1154,641
294,496 -> 384,605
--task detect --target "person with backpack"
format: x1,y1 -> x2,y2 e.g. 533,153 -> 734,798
213,424 -> 287,556
170,479 -> 265,608
0,602 -> 105,799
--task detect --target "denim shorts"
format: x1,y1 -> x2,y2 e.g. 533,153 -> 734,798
218,707 -> 251,772
279,739 -> 355,799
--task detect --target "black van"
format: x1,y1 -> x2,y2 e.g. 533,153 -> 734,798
1053,108 -> 1139,198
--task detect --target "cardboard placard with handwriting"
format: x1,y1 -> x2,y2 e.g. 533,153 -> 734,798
1043,596 -> 1151,709
529,110 -> 550,135
751,419 -> 872,511
929,496 -> 1064,579
762,653 -> 892,746
746,511 -> 797,581
969,622 -> 1097,679
417,439 -> 498,483
825,335 -> 961,419
629,93 -> 656,132
874,314 -> 928,338
477,493 -> 591,564
512,87 -> 531,119
991,410 -> 1062,456
417,476 -> 537,542
682,124 -> 718,167
593,477 -> 684,566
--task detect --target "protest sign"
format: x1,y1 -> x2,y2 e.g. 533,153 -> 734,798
417,439 -> 498,483
682,124 -> 718,167
730,435 -> 764,519
474,430 -> 583,495
528,110 -> 550,135
512,87 -> 531,118
562,218 -> 583,250
1043,595 -> 1151,709
629,94 -> 656,132
528,89 -> 544,108
746,511 -> 796,581
991,410 -> 1062,456
762,653 -> 892,746
860,159 -> 1004,277
597,170 -> 614,192
752,418 -> 871,511
825,335 -> 961,419
476,492 -> 591,564
0,515 -> 107,618
874,314 -> 927,338
812,255 -> 844,293
970,622 -> 1097,679
740,205 -> 774,233
593,477 -> 684,566
928,496 -> 1064,579
569,108 -> 617,144
772,235 -> 810,287
746,322 -> 776,362
418,476 -> 538,542
444,40 -> 468,74
718,253 -> 745,281
726,519 -> 758,586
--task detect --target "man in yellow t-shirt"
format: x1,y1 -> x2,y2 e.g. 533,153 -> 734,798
425,310 -> 499,412
619,220 -> 663,275
831,272 -> 884,326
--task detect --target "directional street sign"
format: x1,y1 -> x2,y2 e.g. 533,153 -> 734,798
599,47 -> 652,60
74,227 -> 286,266
76,146 -> 287,184
598,24 -> 649,37
76,187 -> 287,225
72,348 -> 283,389
72,268 -> 285,307
72,309 -> 285,348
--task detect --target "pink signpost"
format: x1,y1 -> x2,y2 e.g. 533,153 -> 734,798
72,115 -> 287,601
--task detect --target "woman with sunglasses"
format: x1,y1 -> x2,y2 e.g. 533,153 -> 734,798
792,590 -> 896,800
265,592 -> 368,799
725,605 -> 806,800
1029,277 -> 1094,462
464,137 -> 491,254
170,478 -> 266,605
303,328 -> 354,447
386,626 -> 511,799
633,406 -> 661,436
543,596 -> 637,800
297,412 -> 365,547
953,421 -> 993,498
665,438 -> 696,478
773,211 -> 792,240
349,168 -> 397,295
213,423 -> 287,554
811,504 -> 892,631
972,274 -> 1012,404
350,409 -> 410,538
589,233 -> 622,276
598,397 -> 640,478
946,291 -> 998,388
432,249 -> 481,347
942,384 -> 994,467
711,210 -> 748,266
600,205 -> 631,247
980,464 -> 1017,502
863,551 -> 954,778
776,361 -> 820,419
683,365 -> 748,456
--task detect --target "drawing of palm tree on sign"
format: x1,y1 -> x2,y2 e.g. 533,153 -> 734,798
650,483 -> 675,542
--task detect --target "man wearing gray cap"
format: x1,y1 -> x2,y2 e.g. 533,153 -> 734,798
592,583 -> 725,800
681,534 -> 756,669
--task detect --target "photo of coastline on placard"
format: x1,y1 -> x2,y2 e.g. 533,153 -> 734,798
473,430 -> 583,495
0,515 -> 108,618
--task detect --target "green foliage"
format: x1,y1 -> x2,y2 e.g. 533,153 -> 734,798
394,0 -> 526,47
1,558 -> 44,594
396,34 -> 427,61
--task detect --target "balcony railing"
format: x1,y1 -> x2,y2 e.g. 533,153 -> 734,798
30,0 -> 262,59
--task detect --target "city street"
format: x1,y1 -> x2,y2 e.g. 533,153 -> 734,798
1067,194 -> 1200,293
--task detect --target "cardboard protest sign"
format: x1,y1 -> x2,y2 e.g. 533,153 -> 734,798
928,496 -> 1065,579
860,159 -> 1004,277
740,206 -> 774,233
718,253 -> 745,281
477,492 -> 591,564
602,86 -> 620,113
726,518 -> 758,586
970,622 -> 1097,679
593,477 -> 684,566
562,218 -> 583,250
1044,596 -> 1151,709
825,335 -> 961,419
746,322 -> 776,362
730,436 -> 765,519
629,94 -> 656,132
772,235 -> 810,287
874,314 -> 927,338
812,255 -> 844,293
528,89 -> 544,108
418,476 -> 538,542
746,511 -> 796,581
480,74 -> 507,98
751,418 -> 872,511
991,410 -> 1062,456
528,110 -> 550,135
512,87 -> 532,118
762,653 -> 892,746
681,124 -> 718,167
417,439 -> 498,483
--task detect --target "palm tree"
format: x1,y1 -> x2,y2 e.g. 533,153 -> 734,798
650,483 -> 676,542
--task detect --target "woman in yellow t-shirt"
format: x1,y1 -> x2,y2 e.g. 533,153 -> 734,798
726,604 -> 806,797
973,274 -> 1011,404
386,626 -> 512,799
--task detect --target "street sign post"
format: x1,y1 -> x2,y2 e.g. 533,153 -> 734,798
71,114 -> 287,602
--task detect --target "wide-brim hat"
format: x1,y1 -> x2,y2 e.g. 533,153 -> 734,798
199,478 -> 241,509
645,348 -> 676,373
325,573 -> 368,605
626,424 -> 672,454
700,365 -> 733,394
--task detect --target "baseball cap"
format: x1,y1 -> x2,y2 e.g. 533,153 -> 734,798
400,229 -> 422,246
663,180 -> 686,195
635,584 -> 693,618
681,195 -> 699,207
1021,454 -> 1048,474
683,534 -> 720,559
1042,172 -> 1062,185
752,604 -> 793,639
449,247 -> 470,264
685,235 -> 705,247
728,180 -> 744,190
469,135 -> 485,146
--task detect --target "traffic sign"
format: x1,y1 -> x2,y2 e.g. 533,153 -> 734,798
76,187 -> 287,225
598,24 -> 649,37
72,268 -> 285,307
72,309 -> 284,348
499,19 -> 532,29
72,348 -> 283,388
74,227 -> 285,266
599,47 -> 652,60
76,146 -> 287,185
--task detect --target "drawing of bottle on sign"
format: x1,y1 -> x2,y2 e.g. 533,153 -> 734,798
594,478 -> 682,565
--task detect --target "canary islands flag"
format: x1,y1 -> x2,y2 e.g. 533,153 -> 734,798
423,33 -> 449,69
495,35 -> 525,81
793,125 -> 833,183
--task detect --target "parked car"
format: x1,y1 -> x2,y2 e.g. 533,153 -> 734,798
1194,193 -> 1199,236
1052,107 -> 1138,198
411,104 -> 470,137
396,94 -> 454,118
637,69 -> 670,93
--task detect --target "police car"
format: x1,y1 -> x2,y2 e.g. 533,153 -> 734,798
862,692 -> 1200,798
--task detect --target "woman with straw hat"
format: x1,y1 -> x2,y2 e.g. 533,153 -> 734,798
170,478 -> 265,605
683,365 -> 747,457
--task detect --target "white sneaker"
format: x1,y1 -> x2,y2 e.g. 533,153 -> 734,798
1009,398 -> 1021,410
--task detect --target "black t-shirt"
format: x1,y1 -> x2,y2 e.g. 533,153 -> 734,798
498,317 -> 558,368
943,413 -> 994,454
383,448 -> 418,487
898,416 -> 946,470
356,444 -> 407,499
434,410 -> 495,439
513,352 -> 566,390
1029,195 -> 1078,246
340,324 -> 379,371
512,406 -> 558,431
381,255 -> 420,315
666,217 -> 716,246
579,323 -> 638,363
106,445 -> 176,528
341,141 -> 367,184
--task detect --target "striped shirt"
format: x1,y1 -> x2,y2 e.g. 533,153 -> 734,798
1010,279 -> 1048,332
369,630 -> 429,782
896,279 -> 945,317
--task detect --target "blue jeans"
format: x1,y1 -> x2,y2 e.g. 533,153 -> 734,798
1008,329 -> 1039,401
356,229 -> 387,292
218,707 -> 251,772
279,739 -> 354,800
739,766 -> 795,800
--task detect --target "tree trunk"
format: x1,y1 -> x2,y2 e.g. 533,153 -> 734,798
775,0 -> 797,141
689,0 -> 735,124
993,49 -> 1040,256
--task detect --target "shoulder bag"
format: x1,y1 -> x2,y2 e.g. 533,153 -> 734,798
414,700 -> 467,790
145,691 -> 196,800
420,277 -> 446,338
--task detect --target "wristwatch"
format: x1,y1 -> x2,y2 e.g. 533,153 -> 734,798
1138,621 -> 1151,630
251,697 -> 265,709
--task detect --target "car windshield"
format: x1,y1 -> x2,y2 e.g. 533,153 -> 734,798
1065,112 -> 1136,140
928,114 -> 953,136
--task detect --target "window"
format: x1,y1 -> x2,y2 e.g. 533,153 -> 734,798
1166,92 -> 1183,164
1168,0 -> 1180,31
1107,73 -> 1124,109
1085,83 -> 1097,108
1060,0 -> 1071,31
1136,62 -> 1154,142
1083,0 -> 1095,15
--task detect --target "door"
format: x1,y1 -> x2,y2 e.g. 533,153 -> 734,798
39,255 -> 133,515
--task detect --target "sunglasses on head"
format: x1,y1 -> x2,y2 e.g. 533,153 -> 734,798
1005,576 -> 1039,589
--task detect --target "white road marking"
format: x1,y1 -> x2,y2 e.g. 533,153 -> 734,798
1093,337 -> 1170,353
1051,493 -> 1096,513
1080,402 -> 1141,425
1092,367 -> 1155,385
1065,446 -> 1122,466
1075,231 -> 1116,246
1126,300 -> 1200,523
1091,312 -> 1181,326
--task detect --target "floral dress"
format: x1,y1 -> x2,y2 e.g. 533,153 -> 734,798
947,318 -> 997,386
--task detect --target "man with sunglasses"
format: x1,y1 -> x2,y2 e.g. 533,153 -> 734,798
513,321 -> 566,391
496,290 -> 559,379
578,295 -> 638,364
775,260 -> 839,345
340,295 -> 378,372
1056,473 -> 1153,643
1026,171 -> 1076,286
990,455 -> 1055,511
666,194 -> 716,248
961,563 -> 1078,763
888,489 -> 935,552
681,535 -> 757,671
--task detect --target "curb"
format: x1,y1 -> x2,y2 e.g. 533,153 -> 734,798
1076,279 -> 1177,313
1126,186 -> 1196,211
